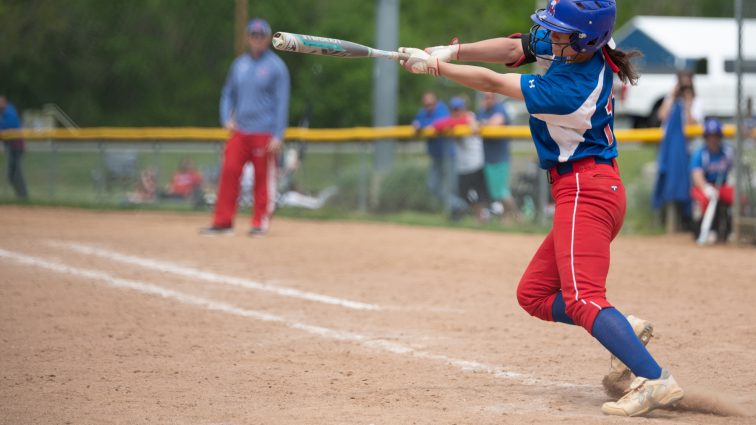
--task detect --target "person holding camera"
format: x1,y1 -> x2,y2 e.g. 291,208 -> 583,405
652,71 -> 704,231
656,70 -> 703,127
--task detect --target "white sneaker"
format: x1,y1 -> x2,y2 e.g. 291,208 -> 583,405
606,315 -> 654,382
602,369 -> 684,416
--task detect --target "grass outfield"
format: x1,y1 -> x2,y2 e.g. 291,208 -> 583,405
0,141 -> 661,234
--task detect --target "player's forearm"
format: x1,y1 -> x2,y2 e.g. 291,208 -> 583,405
439,62 -> 524,101
683,103 -> 699,125
656,95 -> 673,123
219,92 -> 234,127
457,38 -> 523,65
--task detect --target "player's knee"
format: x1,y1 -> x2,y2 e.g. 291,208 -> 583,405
564,302 -> 580,321
516,281 -> 539,316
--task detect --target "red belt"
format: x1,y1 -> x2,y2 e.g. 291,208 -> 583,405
548,156 -> 617,183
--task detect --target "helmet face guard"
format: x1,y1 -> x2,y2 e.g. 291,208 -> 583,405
528,0 -> 616,61
528,23 -> 578,63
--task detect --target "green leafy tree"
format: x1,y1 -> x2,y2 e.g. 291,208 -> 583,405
0,0 -> 748,128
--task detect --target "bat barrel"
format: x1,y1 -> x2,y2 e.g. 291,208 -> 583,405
272,31 -> 407,62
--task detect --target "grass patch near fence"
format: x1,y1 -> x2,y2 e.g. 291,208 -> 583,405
0,141 -> 663,234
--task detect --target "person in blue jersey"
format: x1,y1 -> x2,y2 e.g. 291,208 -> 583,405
690,117 -> 735,242
399,0 -> 684,417
202,18 -> 290,236
0,95 -> 28,200
412,91 -> 467,219
477,91 -> 521,222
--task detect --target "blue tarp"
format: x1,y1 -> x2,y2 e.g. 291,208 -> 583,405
652,100 -> 691,212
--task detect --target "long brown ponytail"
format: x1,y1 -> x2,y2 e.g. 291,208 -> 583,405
605,47 -> 643,86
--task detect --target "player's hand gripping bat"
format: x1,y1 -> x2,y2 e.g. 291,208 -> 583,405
272,32 -> 410,62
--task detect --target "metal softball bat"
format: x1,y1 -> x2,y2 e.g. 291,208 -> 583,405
272,31 -> 410,61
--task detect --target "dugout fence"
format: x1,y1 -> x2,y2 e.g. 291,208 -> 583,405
1,125 -> 754,240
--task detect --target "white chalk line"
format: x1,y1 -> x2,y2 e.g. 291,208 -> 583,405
47,240 -> 463,314
46,240 -> 380,311
0,247 -> 598,394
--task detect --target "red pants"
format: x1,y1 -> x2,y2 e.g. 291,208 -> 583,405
691,184 -> 734,212
517,158 -> 626,333
212,132 -> 277,230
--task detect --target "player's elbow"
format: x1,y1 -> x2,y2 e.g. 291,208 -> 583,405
490,74 -> 524,101
478,72 -> 508,94
499,38 -> 524,64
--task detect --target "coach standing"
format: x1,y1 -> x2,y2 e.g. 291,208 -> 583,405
202,18 -> 290,236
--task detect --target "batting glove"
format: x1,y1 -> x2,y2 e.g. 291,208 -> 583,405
425,39 -> 460,62
399,47 -> 441,76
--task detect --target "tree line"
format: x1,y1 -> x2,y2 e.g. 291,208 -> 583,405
0,0 -> 744,128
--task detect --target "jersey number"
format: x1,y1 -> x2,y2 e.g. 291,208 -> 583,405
604,87 -> 614,116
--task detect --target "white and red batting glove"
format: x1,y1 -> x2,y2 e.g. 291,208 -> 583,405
399,47 -> 441,76
425,39 -> 460,62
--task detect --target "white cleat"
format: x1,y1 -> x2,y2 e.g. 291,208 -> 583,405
602,369 -> 684,417
606,315 -> 654,382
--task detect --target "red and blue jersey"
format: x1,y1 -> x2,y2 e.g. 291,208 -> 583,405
520,31 -> 618,170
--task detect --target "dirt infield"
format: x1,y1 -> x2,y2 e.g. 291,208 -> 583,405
1,206 -> 755,424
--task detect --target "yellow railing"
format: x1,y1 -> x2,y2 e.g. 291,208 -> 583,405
0,124 -> 747,143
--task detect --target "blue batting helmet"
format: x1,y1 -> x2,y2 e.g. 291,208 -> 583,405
531,0 -> 616,54
703,117 -> 723,138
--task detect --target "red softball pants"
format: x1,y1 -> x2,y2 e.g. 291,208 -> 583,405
212,131 -> 277,230
691,184 -> 734,212
516,158 -> 626,334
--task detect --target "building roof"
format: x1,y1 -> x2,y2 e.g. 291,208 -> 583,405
614,16 -> 756,59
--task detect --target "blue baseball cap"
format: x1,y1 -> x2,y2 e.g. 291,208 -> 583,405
246,18 -> 271,36
703,117 -> 723,138
449,96 -> 466,110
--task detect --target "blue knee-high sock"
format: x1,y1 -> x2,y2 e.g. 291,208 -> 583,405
551,292 -> 575,325
591,307 -> 662,380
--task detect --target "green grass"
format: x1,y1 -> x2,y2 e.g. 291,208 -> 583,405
0,141 -> 664,234
615,145 -> 664,234
275,206 -> 552,233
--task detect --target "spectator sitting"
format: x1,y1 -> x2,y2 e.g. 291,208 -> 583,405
433,95 -> 488,222
690,117 -> 734,242
160,159 -> 205,207
127,167 -> 157,204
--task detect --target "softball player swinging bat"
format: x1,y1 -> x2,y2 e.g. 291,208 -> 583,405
400,0 -> 684,417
